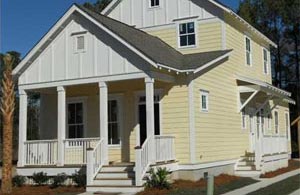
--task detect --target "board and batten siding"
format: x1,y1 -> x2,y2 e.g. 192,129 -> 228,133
107,0 -> 222,28
19,15 -> 143,86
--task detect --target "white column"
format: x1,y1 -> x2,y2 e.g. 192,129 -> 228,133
99,81 -> 108,165
145,77 -> 155,162
17,89 -> 27,167
57,86 -> 66,166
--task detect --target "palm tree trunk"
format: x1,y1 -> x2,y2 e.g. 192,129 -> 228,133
1,54 -> 15,194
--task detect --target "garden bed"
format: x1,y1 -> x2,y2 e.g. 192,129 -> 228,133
260,160 -> 300,178
0,186 -> 84,195
137,174 -> 258,195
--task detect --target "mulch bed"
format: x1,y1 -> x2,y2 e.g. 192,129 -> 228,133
0,186 -> 85,195
137,174 -> 249,195
260,160 -> 300,178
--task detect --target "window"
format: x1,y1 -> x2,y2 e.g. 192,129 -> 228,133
150,0 -> 160,7
200,90 -> 209,112
179,22 -> 196,47
245,37 -> 252,66
256,112 -> 260,139
241,109 -> 247,129
285,112 -> 290,139
267,113 -> 272,131
274,111 -> 279,134
108,100 -> 121,145
261,109 -> 265,134
68,102 -> 84,139
263,48 -> 269,74
74,35 -> 86,52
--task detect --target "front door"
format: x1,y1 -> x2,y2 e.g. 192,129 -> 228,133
138,95 -> 160,146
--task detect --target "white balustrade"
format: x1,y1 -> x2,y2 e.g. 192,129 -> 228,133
64,138 -> 100,165
24,140 -> 58,165
262,135 -> 288,155
155,135 -> 175,162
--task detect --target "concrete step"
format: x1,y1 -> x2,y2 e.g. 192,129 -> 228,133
86,185 -> 144,193
235,170 -> 261,177
93,178 -> 135,186
96,171 -> 135,179
237,161 -> 255,166
236,165 -> 256,171
101,165 -> 134,172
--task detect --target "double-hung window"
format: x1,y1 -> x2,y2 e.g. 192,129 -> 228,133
263,48 -> 269,74
179,22 -> 196,47
108,100 -> 121,145
241,109 -> 247,129
200,90 -> 209,112
245,37 -> 252,66
274,111 -> 279,134
150,0 -> 160,7
68,102 -> 84,139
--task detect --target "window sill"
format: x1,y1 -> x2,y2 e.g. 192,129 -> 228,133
179,45 -> 197,50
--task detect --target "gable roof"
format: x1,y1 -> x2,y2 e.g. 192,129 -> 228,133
13,4 -> 232,76
102,0 -> 276,47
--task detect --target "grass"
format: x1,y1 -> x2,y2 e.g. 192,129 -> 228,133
247,174 -> 300,195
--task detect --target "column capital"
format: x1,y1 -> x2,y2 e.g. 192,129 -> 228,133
98,81 -> 107,88
57,86 -> 65,92
145,77 -> 154,84
19,89 -> 27,96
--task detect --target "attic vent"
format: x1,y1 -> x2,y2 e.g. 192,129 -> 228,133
77,36 -> 85,50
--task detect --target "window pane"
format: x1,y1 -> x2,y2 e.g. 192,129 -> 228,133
155,0 -> 159,6
77,36 -> 84,50
111,123 -> 120,144
111,100 -> 118,122
187,22 -> 195,33
76,125 -> 84,138
76,103 -> 83,123
68,104 -> 76,124
246,38 -> 251,51
247,52 -> 251,65
179,23 -> 187,34
180,36 -> 187,46
69,126 -> 76,139
108,124 -> 113,145
188,34 -> 195,45
202,95 -> 207,109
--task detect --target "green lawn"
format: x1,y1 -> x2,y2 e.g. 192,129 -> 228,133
247,174 -> 300,195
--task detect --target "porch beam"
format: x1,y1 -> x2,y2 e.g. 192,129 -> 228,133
57,86 -> 66,166
17,89 -> 27,167
99,81 -> 109,165
148,71 -> 175,83
145,77 -> 155,162
239,90 -> 259,112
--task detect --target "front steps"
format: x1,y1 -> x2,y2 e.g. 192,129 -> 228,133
86,163 -> 144,194
235,153 -> 261,177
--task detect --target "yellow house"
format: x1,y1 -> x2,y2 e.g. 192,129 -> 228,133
14,1 -> 295,193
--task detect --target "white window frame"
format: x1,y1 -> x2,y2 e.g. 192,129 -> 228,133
274,110 -> 279,135
241,109 -> 247,130
267,113 -> 272,132
73,32 -> 87,53
245,36 -> 252,66
263,48 -> 269,74
285,111 -> 290,140
178,21 -> 197,49
108,94 -> 123,148
149,0 -> 160,8
200,90 -> 209,112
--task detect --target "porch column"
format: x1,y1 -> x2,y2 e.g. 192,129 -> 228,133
57,86 -> 66,166
145,77 -> 155,162
99,81 -> 109,165
17,89 -> 27,167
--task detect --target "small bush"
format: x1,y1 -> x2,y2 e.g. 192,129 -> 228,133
32,172 -> 48,186
145,167 -> 171,189
71,169 -> 86,187
51,173 -> 68,188
13,175 -> 26,187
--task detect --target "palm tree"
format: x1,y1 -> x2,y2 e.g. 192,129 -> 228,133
1,54 -> 15,194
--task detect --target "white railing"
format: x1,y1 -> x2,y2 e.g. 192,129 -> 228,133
24,140 -> 58,165
262,135 -> 288,155
135,137 -> 152,186
155,135 -> 175,162
64,138 -> 100,165
86,139 -> 105,185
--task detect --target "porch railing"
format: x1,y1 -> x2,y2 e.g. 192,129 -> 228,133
262,135 -> 288,155
63,138 -> 100,165
24,140 -> 58,166
155,135 -> 175,162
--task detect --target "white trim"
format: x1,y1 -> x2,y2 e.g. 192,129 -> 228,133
200,90 -> 209,112
177,159 -> 238,171
262,47 -> 269,75
188,78 -> 196,163
177,20 -> 198,49
149,0 -> 161,9
17,167 -> 82,176
221,21 -> 226,50
245,35 -> 252,66
73,33 -> 87,54
285,111 -> 290,141
274,109 -> 279,135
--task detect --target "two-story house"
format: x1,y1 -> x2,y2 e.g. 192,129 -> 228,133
13,0 -> 295,193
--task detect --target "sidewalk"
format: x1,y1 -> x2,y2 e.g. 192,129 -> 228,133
289,189 -> 300,195
222,169 -> 300,195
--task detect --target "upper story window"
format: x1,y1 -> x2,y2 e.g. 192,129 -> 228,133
179,22 -> 196,48
150,0 -> 160,8
245,36 -> 252,66
200,90 -> 209,112
274,110 -> 279,134
73,33 -> 86,53
263,48 -> 269,74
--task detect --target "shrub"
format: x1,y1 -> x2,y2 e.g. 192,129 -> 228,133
51,173 -> 68,188
145,167 -> 171,189
71,169 -> 86,187
13,175 -> 26,187
32,172 -> 48,186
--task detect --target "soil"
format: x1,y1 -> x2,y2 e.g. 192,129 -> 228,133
260,160 -> 300,178
0,186 -> 85,195
137,174 -> 242,195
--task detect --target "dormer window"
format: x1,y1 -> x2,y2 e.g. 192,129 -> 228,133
179,22 -> 196,48
150,0 -> 160,8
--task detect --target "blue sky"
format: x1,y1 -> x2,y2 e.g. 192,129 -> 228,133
0,0 -> 239,57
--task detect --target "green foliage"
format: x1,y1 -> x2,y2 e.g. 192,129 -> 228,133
145,167 -> 171,190
51,173 -> 68,188
12,175 -> 26,187
83,0 -> 112,13
71,169 -> 86,187
32,172 -> 48,186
